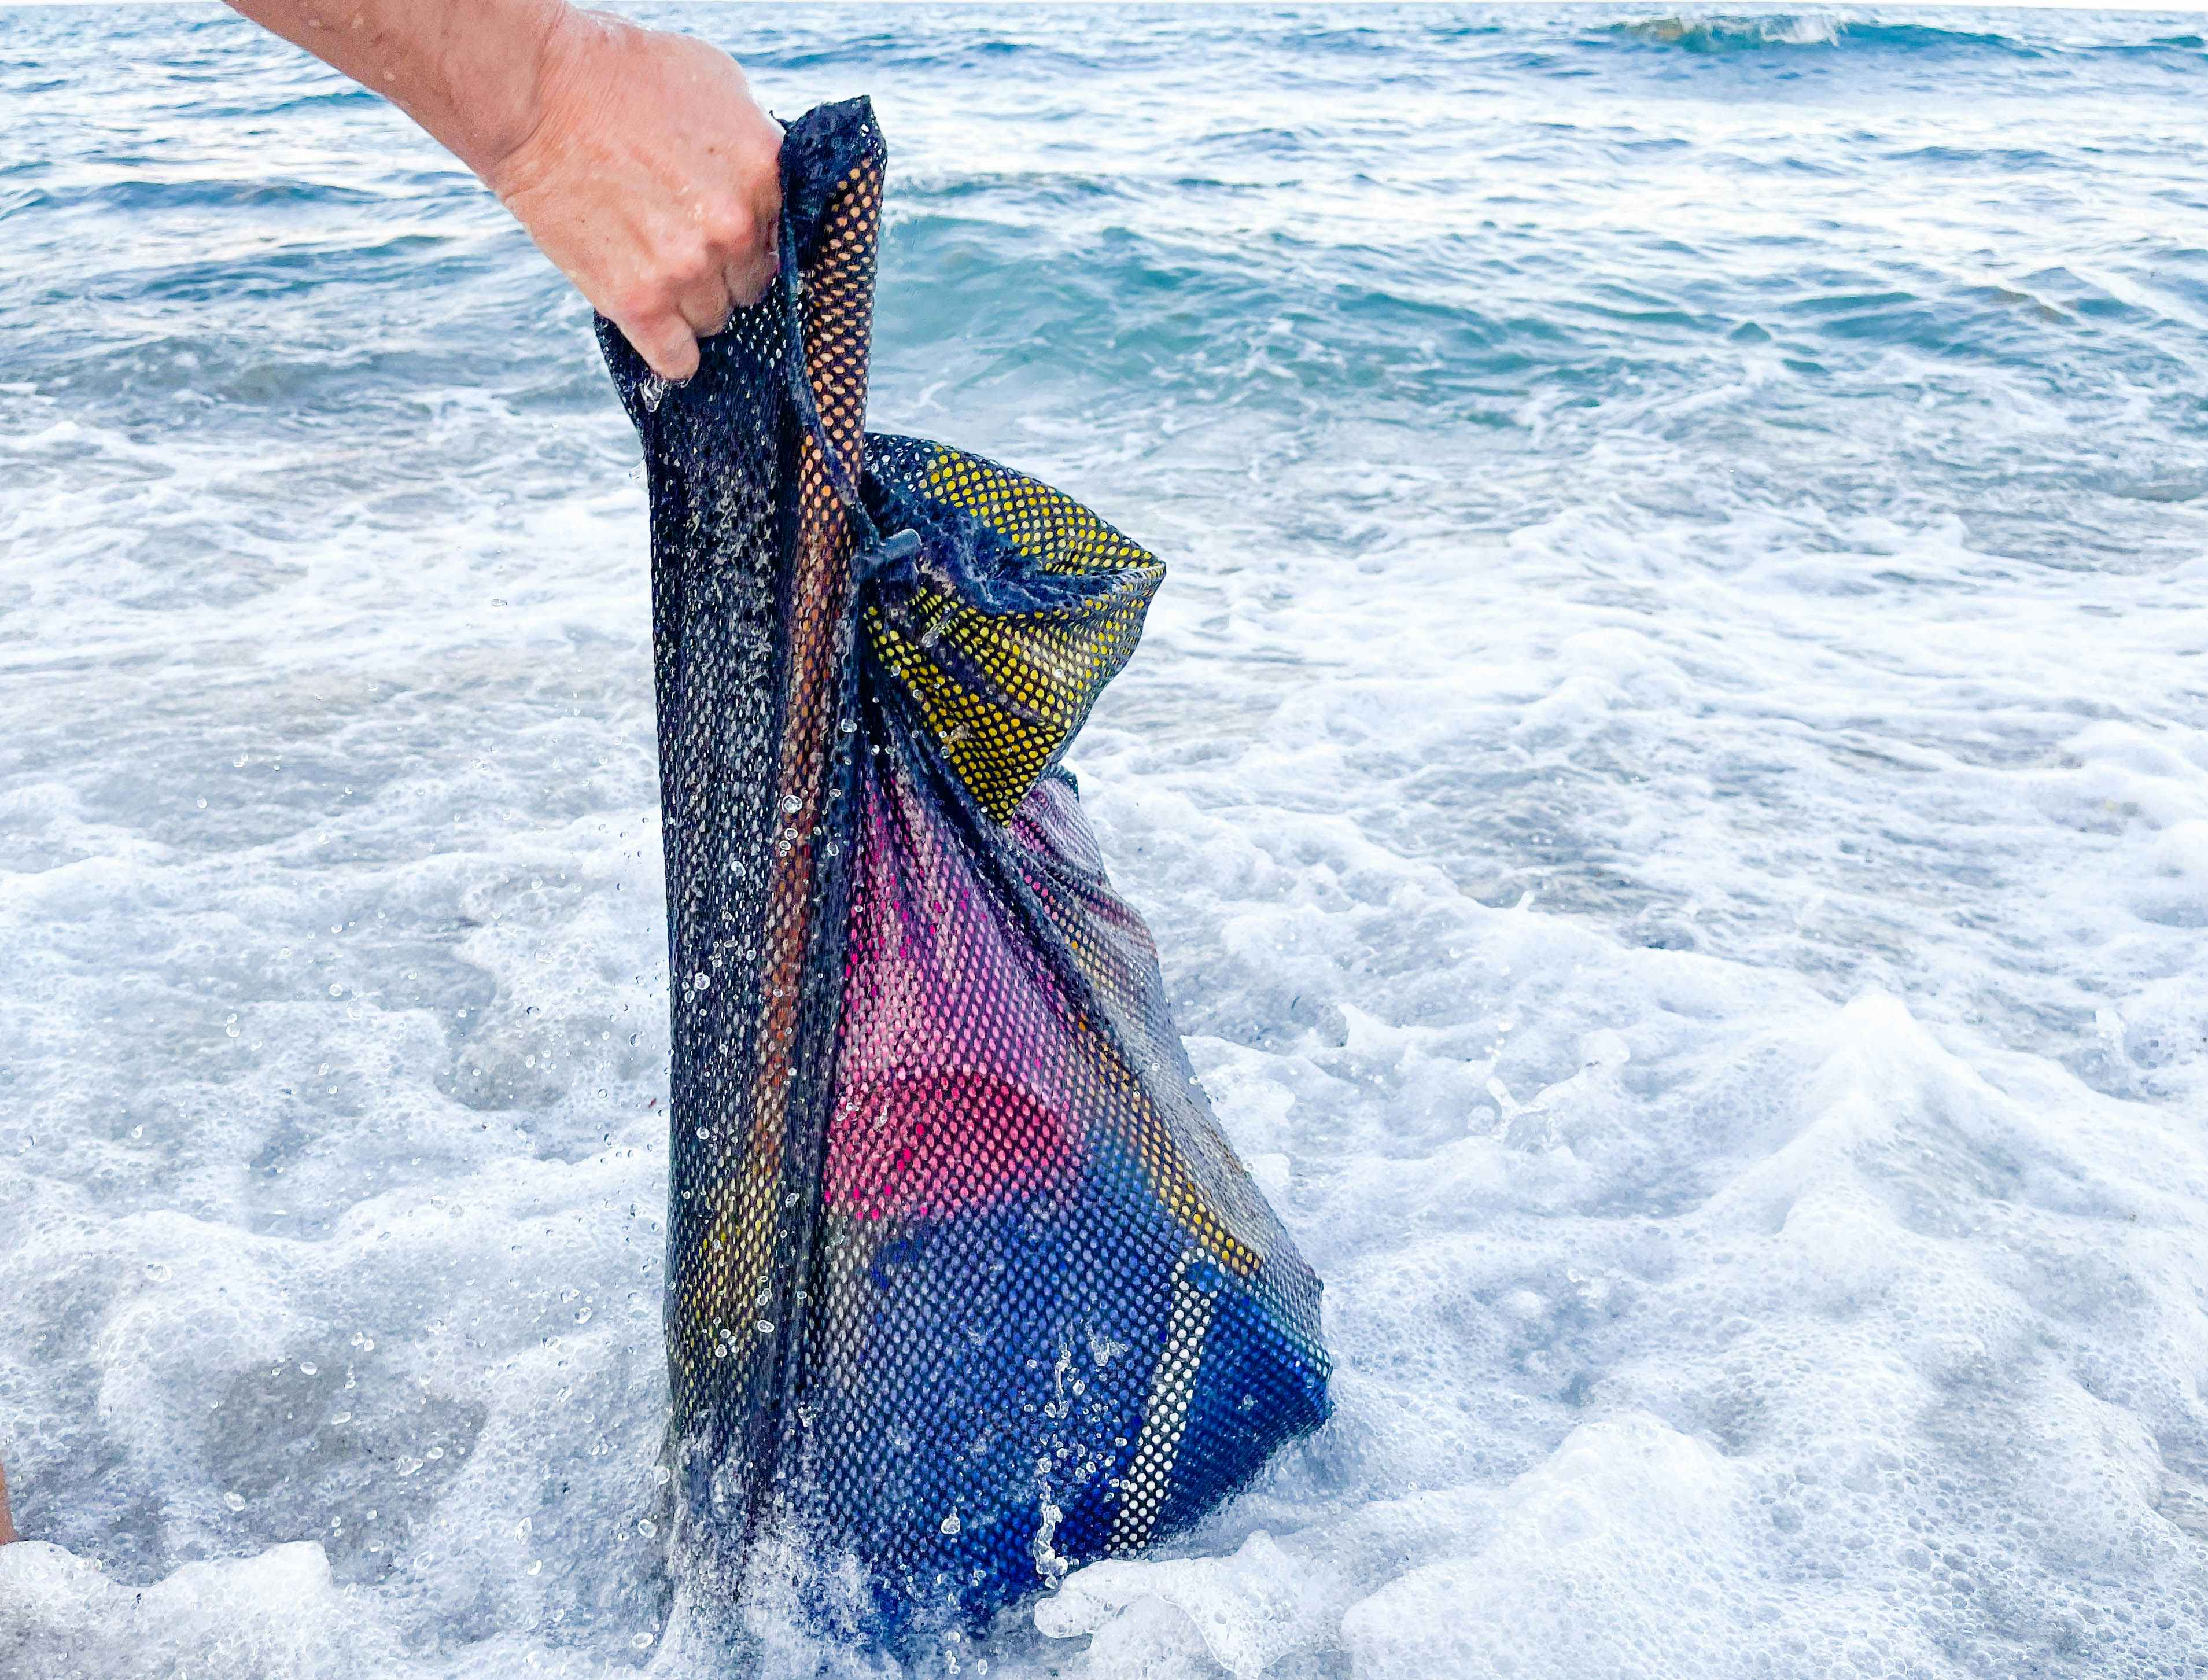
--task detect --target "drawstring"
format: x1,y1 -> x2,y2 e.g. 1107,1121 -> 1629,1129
776,207 -> 917,583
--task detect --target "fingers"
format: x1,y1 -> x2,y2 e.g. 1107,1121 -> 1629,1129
673,267 -> 734,341
694,198 -> 775,315
621,210 -> 778,382
727,242 -> 776,310
619,307 -> 701,383
615,246 -> 736,383
612,264 -> 749,384
726,180 -> 781,308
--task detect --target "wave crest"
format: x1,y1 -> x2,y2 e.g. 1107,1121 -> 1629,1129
1613,14 -> 2030,56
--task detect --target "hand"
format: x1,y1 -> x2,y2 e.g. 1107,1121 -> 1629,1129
486,9 -> 783,381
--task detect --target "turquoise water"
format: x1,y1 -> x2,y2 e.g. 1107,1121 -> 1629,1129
3,5 -> 2208,1676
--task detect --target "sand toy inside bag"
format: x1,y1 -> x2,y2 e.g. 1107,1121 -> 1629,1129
596,98 -> 1331,1645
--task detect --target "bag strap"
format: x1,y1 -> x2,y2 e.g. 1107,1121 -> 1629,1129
776,207 -> 918,582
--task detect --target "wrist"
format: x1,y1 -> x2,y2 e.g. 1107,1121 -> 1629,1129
456,0 -> 581,188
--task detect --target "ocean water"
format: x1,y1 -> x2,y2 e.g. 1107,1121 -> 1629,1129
3,2 -> 2208,1675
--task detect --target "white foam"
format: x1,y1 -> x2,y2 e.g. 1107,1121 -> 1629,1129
8,6 -> 2208,1677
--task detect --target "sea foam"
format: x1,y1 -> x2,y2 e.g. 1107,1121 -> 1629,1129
4,3 -> 2208,1677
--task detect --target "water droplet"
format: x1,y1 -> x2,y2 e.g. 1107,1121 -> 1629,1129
223,1491 -> 246,1512
780,794 -> 802,814
328,984 -> 344,997
632,1632 -> 655,1650
298,1361 -> 317,1376
940,1512 -> 961,1535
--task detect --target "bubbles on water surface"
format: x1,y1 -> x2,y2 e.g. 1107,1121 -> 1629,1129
3,3 -> 2208,1679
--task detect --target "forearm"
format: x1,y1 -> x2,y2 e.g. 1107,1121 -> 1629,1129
224,0 -> 783,380
224,0 -> 567,181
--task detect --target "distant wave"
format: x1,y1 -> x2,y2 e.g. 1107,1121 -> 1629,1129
1610,14 -> 2036,56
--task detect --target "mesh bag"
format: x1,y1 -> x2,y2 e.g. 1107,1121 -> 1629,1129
598,98 -> 1330,1644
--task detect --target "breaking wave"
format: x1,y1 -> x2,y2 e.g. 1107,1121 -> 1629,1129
1611,14 -> 2037,56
